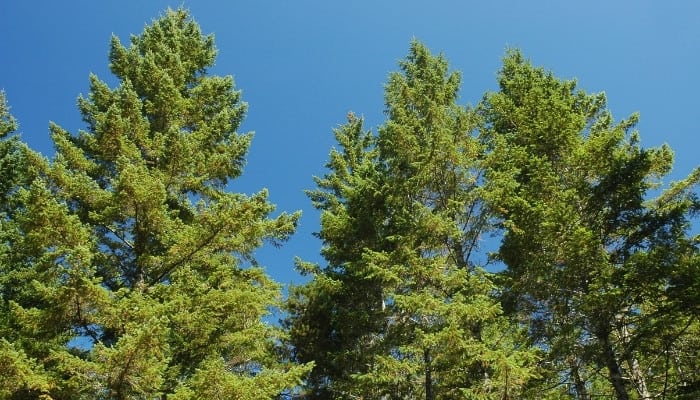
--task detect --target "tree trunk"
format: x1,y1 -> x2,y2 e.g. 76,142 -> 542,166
424,348 -> 434,400
617,313 -> 651,399
600,332 -> 630,400
627,355 -> 651,399
569,356 -> 590,400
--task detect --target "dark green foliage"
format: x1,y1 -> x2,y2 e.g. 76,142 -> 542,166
483,49 -> 700,399
287,42 -> 538,400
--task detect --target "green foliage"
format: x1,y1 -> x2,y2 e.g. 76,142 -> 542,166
482,49 -> 700,399
285,114 -> 389,398
2,12 -> 698,400
0,339 -> 53,397
287,41 -> 538,399
0,9 -> 310,399
1,91 -> 68,399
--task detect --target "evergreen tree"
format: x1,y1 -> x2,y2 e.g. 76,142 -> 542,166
482,50 -> 700,399
0,91 -> 60,397
287,41 -> 537,399
1,9 -> 310,399
285,114 -> 388,398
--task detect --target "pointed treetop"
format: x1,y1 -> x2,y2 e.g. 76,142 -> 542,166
0,91 -> 18,138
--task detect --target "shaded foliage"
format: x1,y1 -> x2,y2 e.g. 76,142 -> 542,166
483,50 -> 700,399
286,42 -> 538,400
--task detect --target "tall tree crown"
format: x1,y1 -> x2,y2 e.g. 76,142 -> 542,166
287,41 -> 537,400
483,49 -> 700,399
1,9 -> 309,399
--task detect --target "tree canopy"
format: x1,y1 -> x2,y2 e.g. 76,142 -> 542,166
1,9 -> 310,399
1,8 -> 698,400
483,50 -> 700,399
286,41 -> 538,399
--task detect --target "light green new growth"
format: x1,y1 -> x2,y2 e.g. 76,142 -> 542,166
1,9 -> 310,399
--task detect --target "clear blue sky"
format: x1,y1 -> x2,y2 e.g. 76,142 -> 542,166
1,1 -> 698,287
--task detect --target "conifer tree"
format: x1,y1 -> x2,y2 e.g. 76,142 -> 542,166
287,41 -> 537,400
482,50 -> 700,399
0,91 -> 59,397
285,114 -> 388,398
1,9 -> 310,399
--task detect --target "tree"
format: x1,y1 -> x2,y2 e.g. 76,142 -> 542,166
286,41 -> 537,399
0,91 -> 61,398
482,50 -> 700,399
285,114 -> 389,398
1,9 -> 310,399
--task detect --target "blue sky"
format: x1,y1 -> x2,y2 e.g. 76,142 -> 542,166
1,1 -> 698,287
